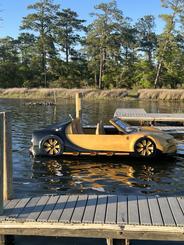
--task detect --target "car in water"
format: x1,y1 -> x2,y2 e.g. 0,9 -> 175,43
30,117 -> 177,158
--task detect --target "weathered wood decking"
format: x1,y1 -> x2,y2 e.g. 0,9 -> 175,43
114,108 -> 184,123
0,195 -> 184,241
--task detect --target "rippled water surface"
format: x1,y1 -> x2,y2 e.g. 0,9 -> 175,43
1,98 -> 184,197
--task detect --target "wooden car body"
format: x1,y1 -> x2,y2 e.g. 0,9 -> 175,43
30,117 -> 176,158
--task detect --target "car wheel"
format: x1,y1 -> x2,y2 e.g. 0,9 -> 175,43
41,136 -> 63,156
134,137 -> 157,157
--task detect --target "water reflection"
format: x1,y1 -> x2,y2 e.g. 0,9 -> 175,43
31,155 -> 184,196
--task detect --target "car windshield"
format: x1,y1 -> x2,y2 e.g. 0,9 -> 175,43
110,117 -> 135,133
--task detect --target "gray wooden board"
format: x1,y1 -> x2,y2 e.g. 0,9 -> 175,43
148,196 -> 163,226
177,197 -> 184,212
167,197 -> 184,227
71,195 -> 88,223
114,108 -> 146,117
105,195 -> 117,224
59,195 -> 78,223
117,195 -> 127,224
138,196 -> 151,225
7,197 -> 30,220
82,195 -> 97,223
128,195 -> 139,225
158,197 -> 175,226
94,195 -> 107,224
37,195 -> 59,222
156,126 -> 184,131
0,199 -> 21,220
26,195 -> 50,222
48,195 -> 69,222
4,200 -> 10,207
18,196 -> 41,221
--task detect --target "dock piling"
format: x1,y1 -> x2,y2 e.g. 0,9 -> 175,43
75,93 -> 82,119
0,113 -> 5,245
0,113 -> 4,215
3,112 -> 13,201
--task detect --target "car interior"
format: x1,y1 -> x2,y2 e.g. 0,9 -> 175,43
66,118 -> 136,135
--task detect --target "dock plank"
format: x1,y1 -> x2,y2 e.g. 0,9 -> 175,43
0,199 -> 21,220
59,195 -> 78,223
167,197 -> 184,227
26,195 -> 50,222
105,195 -> 117,224
158,197 -> 175,226
18,196 -> 41,221
71,195 -> 88,223
82,195 -> 97,223
7,197 -> 30,220
94,195 -> 107,224
148,196 -> 163,226
49,195 -> 68,222
37,195 -> 59,222
117,195 -> 127,224
177,197 -> 184,214
138,196 -> 151,225
128,195 -> 139,225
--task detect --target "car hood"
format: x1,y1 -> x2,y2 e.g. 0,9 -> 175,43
139,127 -> 174,140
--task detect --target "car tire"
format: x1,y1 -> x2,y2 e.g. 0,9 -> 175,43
134,137 -> 157,158
40,135 -> 63,156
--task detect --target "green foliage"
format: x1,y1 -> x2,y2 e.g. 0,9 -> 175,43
0,0 -> 184,90
134,60 -> 155,88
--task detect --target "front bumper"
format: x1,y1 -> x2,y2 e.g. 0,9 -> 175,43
162,144 -> 177,154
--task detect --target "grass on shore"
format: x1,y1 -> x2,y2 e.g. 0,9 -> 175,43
138,89 -> 184,100
0,88 -> 128,100
0,88 -> 184,101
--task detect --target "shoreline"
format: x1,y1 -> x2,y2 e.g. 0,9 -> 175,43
0,88 -> 184,101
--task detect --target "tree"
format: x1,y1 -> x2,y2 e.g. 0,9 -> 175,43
154,0 -> 184,87
55,8 -> 86,64
85,0 -> 125,89
21,0 -> 59,87
0,37 -> 21,87
136,15 -> 157,65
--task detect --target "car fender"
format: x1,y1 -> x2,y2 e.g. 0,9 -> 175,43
128,134 -> 162,152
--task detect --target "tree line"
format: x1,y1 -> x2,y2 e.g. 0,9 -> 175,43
1,0 -> 184,89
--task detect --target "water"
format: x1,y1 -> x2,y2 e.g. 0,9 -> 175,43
1,98 -> 184,197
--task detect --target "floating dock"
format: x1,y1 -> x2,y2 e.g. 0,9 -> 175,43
114,108 -> 184,124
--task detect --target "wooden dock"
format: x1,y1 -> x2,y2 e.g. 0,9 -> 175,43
0,194 -> 184,243
0,111 -> 184,245
114,108 -> 184,124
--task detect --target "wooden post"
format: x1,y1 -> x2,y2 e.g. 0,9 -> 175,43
0,235 -> 5,245
75,93 -> 82,119
0,113 -> 4,214
107,239 -> 130,245
106,238 -> 113,245
3,112 -> 13,200
53,90 -> 57,105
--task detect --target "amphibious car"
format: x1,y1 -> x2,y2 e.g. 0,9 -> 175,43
30,117 -> 176,158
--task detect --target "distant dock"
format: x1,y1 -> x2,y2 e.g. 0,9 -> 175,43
114,108 -> 184,125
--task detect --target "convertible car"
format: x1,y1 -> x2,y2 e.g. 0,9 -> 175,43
30,117 -> 176,158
